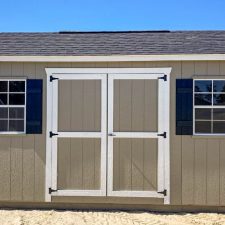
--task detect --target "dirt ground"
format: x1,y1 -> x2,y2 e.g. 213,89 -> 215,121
0,210 -> 225,225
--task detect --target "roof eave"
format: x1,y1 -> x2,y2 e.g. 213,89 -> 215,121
0,54 -> 225,62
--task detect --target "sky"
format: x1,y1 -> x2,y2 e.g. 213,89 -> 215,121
0,0 -> 225,32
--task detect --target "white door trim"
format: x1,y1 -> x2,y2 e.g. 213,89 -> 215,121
164,73 -> 170,204
46,68 -> 172,76
45,72 -> 107,200
46,72 -> 53,202
45,68 -> 171,204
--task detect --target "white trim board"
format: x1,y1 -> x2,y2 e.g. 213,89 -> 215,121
51,190 -> 106,197
1,54 -> 225,62
45,72 -> 53,202
46,68 -> 172,75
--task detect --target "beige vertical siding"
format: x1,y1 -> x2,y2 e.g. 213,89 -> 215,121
0,62 -> 71,202
180,61 -> 225,206
0,137 -> 10,200
193,62 -> 208,205
0,61 -> 224,206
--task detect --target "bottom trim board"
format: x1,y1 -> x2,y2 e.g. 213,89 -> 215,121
0,202 -> 225,213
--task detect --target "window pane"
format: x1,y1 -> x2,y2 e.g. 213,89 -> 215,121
213,94 -> 225,105
0,120 -> 8,131
9,120 -> 24,132
213,109 -> 225,120
0,81 -> 8,92
213,80 -> 225,92
195,94 -> 212,105
195,121 -> 211,133
9,94 -> 25,105
0,108 -> 8,119
195,80 -> 212,92
213,121 -> 225,133
195,108 -> 211,120
9,81 -> 25,92
9,108 -> 24,119
0,94 -> 7,105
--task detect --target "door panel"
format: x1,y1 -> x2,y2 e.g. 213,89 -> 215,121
58,80 -> 101,132
57,138 -> 101,190
113,138 -> 157,191
114,80 -> 158,132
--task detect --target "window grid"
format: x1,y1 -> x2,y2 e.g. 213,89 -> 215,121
193,79 -> 225,135
0,79 -> 26,134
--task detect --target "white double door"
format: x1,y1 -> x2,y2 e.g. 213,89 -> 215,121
47,71 -> 169,203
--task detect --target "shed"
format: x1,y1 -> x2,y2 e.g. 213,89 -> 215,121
0,31 -> 225,210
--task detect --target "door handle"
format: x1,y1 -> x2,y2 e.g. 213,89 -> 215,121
108,133 -> 116,136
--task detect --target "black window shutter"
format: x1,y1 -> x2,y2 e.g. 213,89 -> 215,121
26,79 -> 43,134
176,79 -> 193,135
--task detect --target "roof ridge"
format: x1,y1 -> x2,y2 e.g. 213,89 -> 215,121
58,30 -> 171,34
0,30 -> 225,35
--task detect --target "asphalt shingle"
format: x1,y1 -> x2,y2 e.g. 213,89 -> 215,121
0,31 -> 225,56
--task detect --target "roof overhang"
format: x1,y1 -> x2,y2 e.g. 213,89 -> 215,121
0,54 -> 225,62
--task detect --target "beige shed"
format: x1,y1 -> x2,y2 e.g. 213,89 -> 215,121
0,31 -> 225,211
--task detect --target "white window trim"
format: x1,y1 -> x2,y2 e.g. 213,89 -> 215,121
193,79 -> 225,136
0,79 -> 26,134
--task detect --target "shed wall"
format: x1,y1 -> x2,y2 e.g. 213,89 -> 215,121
0,61 -> 224,206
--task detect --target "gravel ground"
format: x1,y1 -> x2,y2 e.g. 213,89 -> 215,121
0,210 -> 225,225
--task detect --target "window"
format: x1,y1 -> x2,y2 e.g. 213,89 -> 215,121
0,80 -> 26,133
194,79 -> 225,134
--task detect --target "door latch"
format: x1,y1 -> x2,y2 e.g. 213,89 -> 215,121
108,133 -> 116,136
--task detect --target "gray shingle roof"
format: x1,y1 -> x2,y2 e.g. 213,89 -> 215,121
0,31 -> 225,56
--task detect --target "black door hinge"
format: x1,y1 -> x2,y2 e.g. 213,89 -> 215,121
49,131 -> 59,138
50,75 -> 59,82
157,132 -> 167,138
158,189 -> 167,196
49,187 -> 57,194
158,74 -> 167,81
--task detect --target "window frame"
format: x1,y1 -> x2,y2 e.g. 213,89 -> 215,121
0,79 -> 26,134
193,78 -> 225,136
